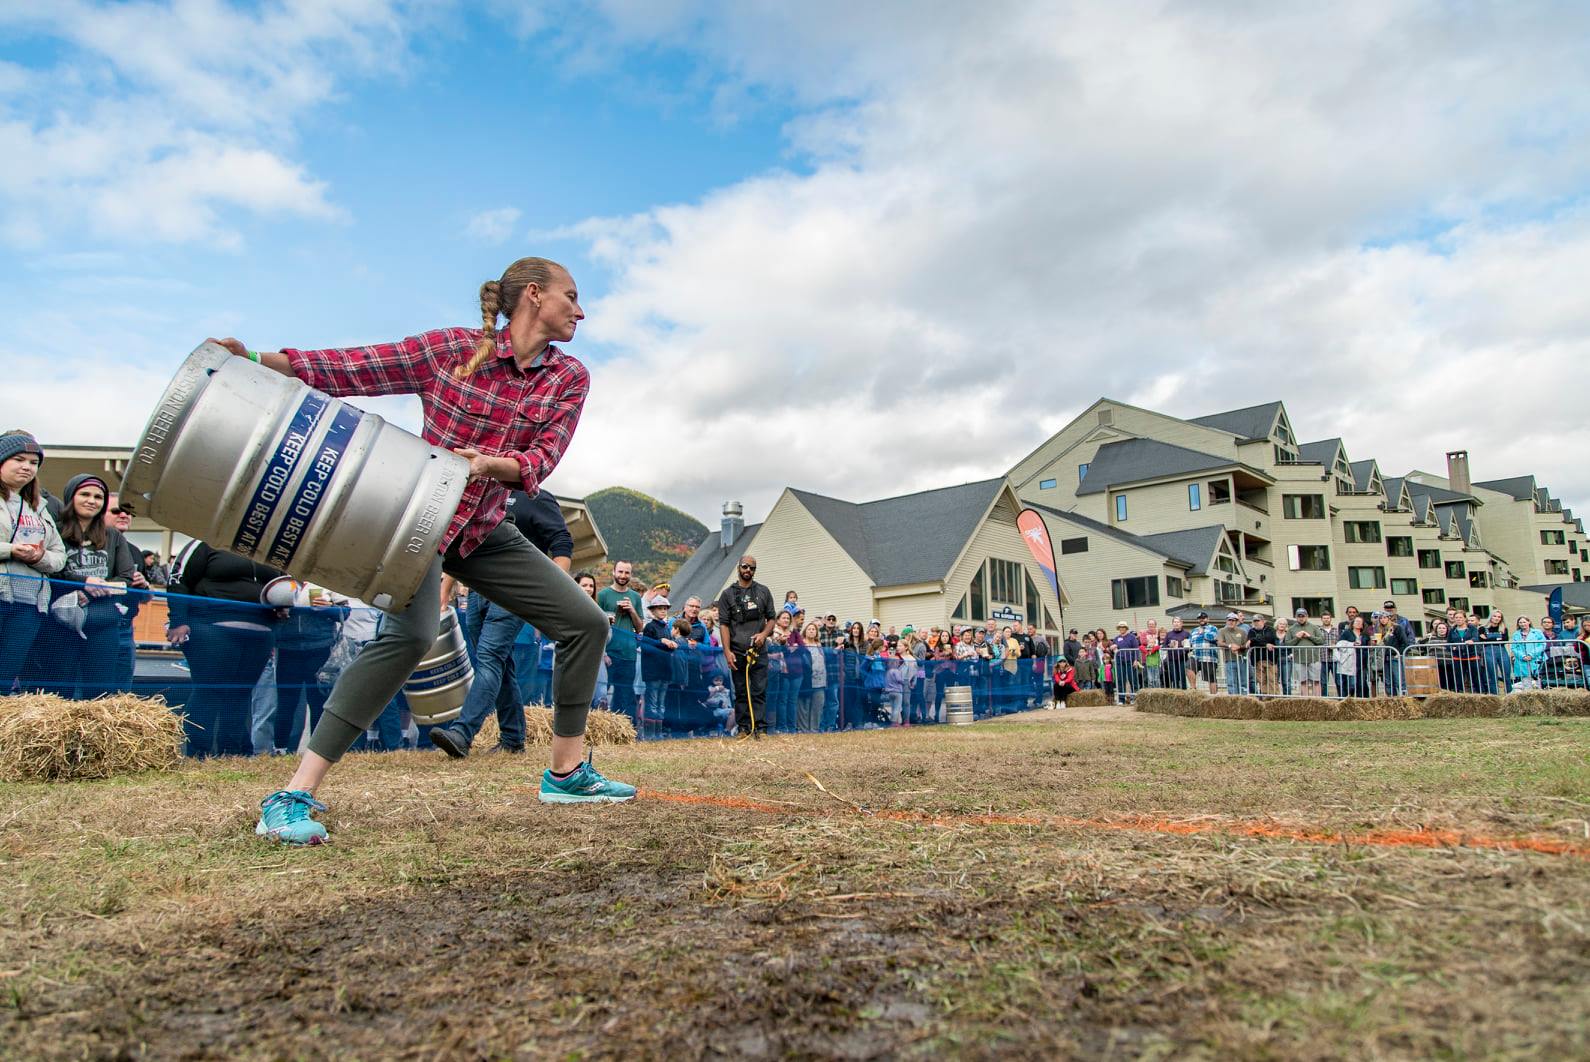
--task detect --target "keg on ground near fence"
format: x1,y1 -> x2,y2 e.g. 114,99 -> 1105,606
121,341 -> 469,612
404,608 -> 472,725
1403,655 -> 1440,697
944,685 -> 974,726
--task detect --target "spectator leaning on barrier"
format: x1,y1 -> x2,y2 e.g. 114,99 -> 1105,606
639,595 -> 677,725
1284,608 -> 1323,696
597,560 -> 645,720
1378,605 -> 1414,696
1510,616 -> 1546,690
0,431 -> 65,691
1217,613 -> 1249,694
1187,613 -> 1217,692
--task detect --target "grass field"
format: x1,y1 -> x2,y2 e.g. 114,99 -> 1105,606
3,704 -> 1588,1059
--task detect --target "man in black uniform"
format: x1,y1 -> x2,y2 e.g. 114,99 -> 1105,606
715,554 -> 777,737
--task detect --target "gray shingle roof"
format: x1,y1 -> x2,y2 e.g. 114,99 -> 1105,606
1349,460 -> 1380,492
1027,503 -> 1191,567
1190,401 -> 1284,441
1407,482 -> 1477,506
790,479 -> 1006,588
1521,582 -> 1590,611
668,523 -> 763,611
1474,475 -> 1536,502
1297,438 -> 1343,466
1137,526 -> 1230,575
1076,438 -> 1245,496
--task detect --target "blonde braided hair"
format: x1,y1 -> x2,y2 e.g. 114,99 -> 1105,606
453,256 -> 566,378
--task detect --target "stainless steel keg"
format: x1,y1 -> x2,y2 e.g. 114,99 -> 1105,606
404,607 -> 473,725
122,341 -> 469,611
943,685 -> 974,725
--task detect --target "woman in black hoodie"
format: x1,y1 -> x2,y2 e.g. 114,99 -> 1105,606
31,474 -> 141,699
165,543 -> 283,757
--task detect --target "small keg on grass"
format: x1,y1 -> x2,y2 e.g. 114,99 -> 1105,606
121,341 -> 469,612
403,608 -> 473,725
944,685 -> 974,725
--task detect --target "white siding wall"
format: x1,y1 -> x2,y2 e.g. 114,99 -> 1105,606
737,492 -> 875,625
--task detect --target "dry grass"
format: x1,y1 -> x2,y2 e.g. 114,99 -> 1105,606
472,704 -> 636,749
1,707 -> 1586,1059
0,692 -> 183,781
1137,687 -> 1590,721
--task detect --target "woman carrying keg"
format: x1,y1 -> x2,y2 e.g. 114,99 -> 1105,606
212,257 -> 627,845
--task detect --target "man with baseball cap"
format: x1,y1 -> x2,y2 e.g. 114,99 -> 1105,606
1285,607 -> 1324,696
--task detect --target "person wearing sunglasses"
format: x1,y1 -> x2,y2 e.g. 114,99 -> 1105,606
714,555 -> 776,737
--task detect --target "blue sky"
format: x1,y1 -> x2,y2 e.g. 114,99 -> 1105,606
3,1 -> 1588,525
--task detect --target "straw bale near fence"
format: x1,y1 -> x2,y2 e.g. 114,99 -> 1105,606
0,693 -> 184,782
1135,687 -> 1590,721
471,705 -> 636,751
1063,690 -> 1109,708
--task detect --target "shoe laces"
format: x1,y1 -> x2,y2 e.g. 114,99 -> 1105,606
266,789 -> 326,823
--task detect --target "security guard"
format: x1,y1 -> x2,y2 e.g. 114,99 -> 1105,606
714,554 -> 777,736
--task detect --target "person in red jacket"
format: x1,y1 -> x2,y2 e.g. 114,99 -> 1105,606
1052,657 -> 1080,709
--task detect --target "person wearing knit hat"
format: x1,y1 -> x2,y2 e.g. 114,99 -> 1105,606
32,473 -> 143,700
0,429 -> 66,688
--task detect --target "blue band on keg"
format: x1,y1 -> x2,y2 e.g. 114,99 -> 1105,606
405,654 -> 474,693
233,392 -> 329,557
264,402 -> 363,570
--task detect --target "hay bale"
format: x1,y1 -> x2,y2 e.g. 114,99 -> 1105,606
1495,691 -> 1552,717
1346,697 -> 1421,721
469,705 -> 636,750
1542,689 -> 1590,717
1134,689 -> 1205,716
1216,695 -> 1266,720
1256,696 -> 1334,721
1064,689 -> 1108,708
0,693 -> 183,782
1419,693 -> 1504,718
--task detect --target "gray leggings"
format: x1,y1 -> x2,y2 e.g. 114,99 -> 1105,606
307,520 -> 608,761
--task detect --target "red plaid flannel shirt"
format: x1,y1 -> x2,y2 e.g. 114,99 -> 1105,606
285,328 -> 588,558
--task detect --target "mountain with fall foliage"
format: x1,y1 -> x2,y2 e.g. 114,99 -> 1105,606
584,487 -> 710,587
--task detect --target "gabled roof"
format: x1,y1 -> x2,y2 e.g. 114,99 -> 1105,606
1383,476 -> 1413,511
1349,460 -> 1381,493
1474,475 -> 1536,502
790,478 -> 1007,588
668,523 -> 763,611
1137,526 -> 1231,576
1190,401 -> 1284,442
1407,482 -> 1479,507
1076,438 -> 1255,496
1297,438 -> 1344,466
1027,503 -> 1192,569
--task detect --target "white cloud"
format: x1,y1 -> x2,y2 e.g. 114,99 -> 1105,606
465,207 -> 524,244
0,0 -> 416,247
542,1 -> 1590,523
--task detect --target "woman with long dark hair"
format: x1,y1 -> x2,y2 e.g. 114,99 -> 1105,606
33,474 -> 142,699
210,257 -> 624,844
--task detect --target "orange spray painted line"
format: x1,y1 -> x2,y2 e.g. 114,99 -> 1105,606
638,790 -> 1590,860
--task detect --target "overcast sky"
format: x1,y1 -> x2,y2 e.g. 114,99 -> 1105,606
4,1 -> 1587,524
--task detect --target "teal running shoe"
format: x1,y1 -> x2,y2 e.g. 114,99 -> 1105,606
538,762 -> 637,805
256,789 -> 329,845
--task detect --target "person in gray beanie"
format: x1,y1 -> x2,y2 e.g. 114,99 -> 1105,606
0,431 -> 65,689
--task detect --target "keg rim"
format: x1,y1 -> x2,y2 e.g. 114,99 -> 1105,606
121,341 -> 231,502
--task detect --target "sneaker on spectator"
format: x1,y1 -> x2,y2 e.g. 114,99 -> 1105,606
256,790 -> 328,846
429,726 -> 469,759
538,762 -> 637,804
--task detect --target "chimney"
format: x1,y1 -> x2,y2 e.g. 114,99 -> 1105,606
721,501 -> 744,550
1445,450 -> 1471,496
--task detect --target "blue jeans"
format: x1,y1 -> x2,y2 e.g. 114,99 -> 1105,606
822,682 -> 840,731
643,679 -> 669,722
607,648 -> 638,721
1224,658 -> 1250,696
452,590 -> 526,750
1382,654 -> 1405,697
0,598 -> 44,689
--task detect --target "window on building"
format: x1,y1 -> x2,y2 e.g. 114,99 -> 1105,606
1274,445 -> 1298,465
1282,494 -> 1325,519
1468,571 -> 1490,589
1386,536 -> 1414,558
1215,581 -> 1243,604
1208,480 -> 1232,505
1449,596 -> 1470,612
1417,549 -> 1442,569
1472,604 -> 1492,619
969,567 -> 985,622
1287,544 -> 1331,571
1111,576 -> 1160,610
1390,577 -> 1418,596
1188,483 -> 1201,511
1344,521 -> 1382,544
1039,478 -> 1057,490
988,558 -> 1023,605
1060,536 -> 1088,555
1078,463 -> 1089,483
1349,566 -> 1387,590
1291,596 -> 1334,617
1115,494 -> 1128,522
1024,571 -> 1043,627
1166,575 -> 1185,599
1444,560 -> 1466,579
1422,588 -> 1446,605
1546,559 -> 1570,575
951,593 -> 968,620
1575,568 -> 1583,582
1215,552 -> 1239,575
1542,529 -> 1566,545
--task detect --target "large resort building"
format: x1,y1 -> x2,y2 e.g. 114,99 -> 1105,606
677,398 -> 1588,638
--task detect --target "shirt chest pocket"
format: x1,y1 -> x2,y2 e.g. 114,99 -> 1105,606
515,395 -> 562,431
453,395 -> 506,449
